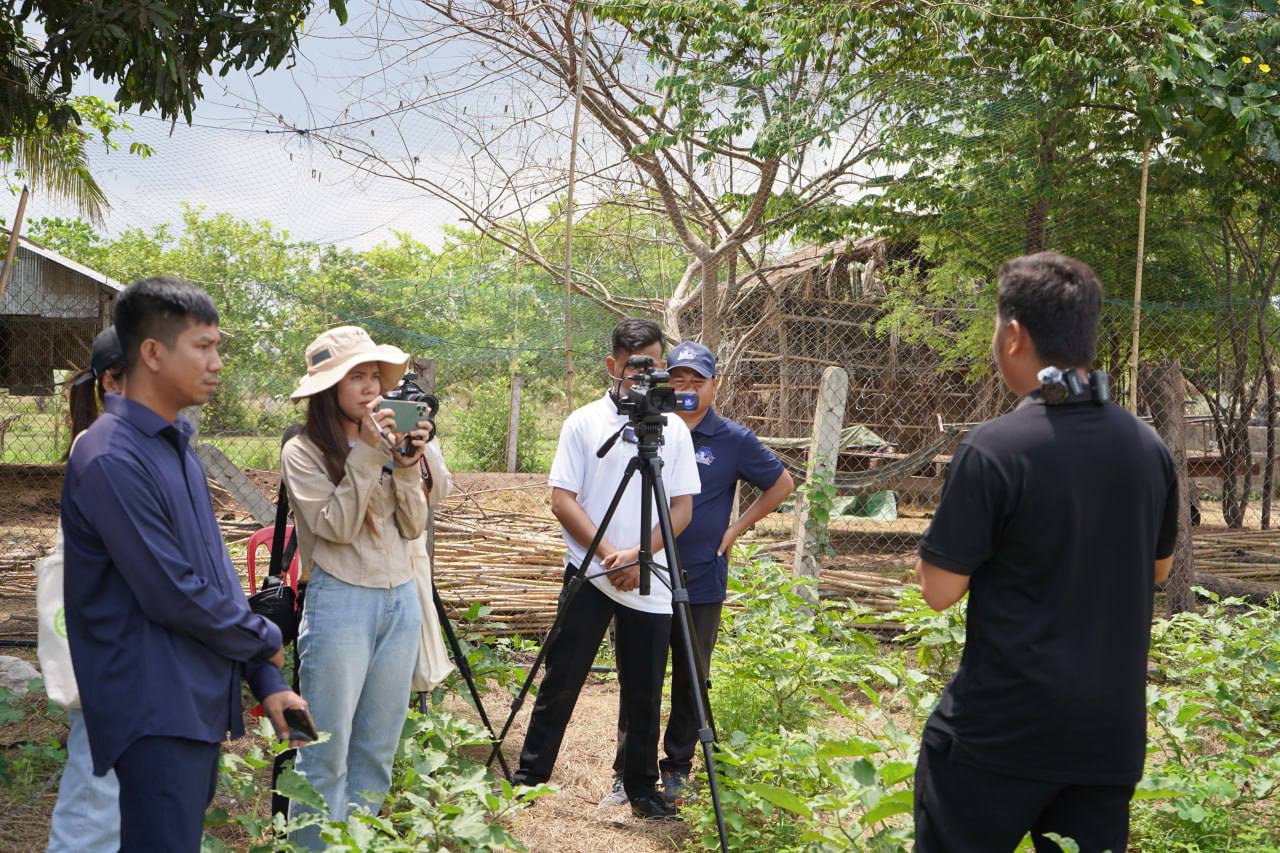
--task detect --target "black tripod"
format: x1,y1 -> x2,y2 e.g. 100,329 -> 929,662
411,497 -> 512,781
485,405 -> 730,853
412,583 -> 513,782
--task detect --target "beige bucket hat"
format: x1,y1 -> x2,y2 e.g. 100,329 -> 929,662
291,325 -> 410,400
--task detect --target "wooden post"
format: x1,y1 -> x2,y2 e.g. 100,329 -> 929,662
411,357 -> 436,395
0,185 -> 31,300
562,2 -> 591,408
1140,362 -> 1195,614
1128,140 -> 1152,413
506,374 -> 523,473
792,365 -> 848,602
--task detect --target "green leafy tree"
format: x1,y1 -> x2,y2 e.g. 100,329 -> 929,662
2,0 -> 349,135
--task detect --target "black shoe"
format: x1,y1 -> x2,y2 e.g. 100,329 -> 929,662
660,770 -> 689,805
631,792 -> 681,821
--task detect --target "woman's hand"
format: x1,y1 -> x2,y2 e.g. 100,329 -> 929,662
392,418 -> 433,467
360,398 -> 396,449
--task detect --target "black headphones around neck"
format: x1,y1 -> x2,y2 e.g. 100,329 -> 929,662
1037,366 -> 1110,406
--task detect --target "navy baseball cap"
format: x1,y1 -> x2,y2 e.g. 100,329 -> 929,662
72,326 -> 124,386
668,341 -> 716,378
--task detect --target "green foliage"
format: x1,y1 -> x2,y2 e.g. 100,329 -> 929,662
599,0 -> 876,161
876,587 -> 968,692
204,708 -> 549,852
714,557 -> 880,735
1,0 -> 348,135
0,95 -> 151,221
1134,592 -> 1280,849
688,556 -> 920,850
800,469 -> 840,561
690,726 -> 916,852
432,602 -> 539,705
0,679 -> 67,792
447,376 -> 548,473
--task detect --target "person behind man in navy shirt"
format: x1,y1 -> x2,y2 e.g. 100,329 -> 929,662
62,277 -> 311,852
607,340 -> 794,805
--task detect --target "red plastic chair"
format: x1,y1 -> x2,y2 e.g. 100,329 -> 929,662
246,524 -> 300,594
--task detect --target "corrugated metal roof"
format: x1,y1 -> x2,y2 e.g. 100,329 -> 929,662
13,237 -> 124,293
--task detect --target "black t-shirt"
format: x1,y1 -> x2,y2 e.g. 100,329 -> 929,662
919,395 -> 1179,785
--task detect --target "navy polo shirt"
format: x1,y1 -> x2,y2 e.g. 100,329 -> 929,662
62,395 -> 286,775
677,409 -> 786,604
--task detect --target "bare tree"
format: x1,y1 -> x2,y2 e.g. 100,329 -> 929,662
258,0 -> 889,360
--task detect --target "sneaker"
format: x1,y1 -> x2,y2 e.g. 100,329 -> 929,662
599,775 -> 628,806
631,792 -> 681,821
660,770 -> 689,805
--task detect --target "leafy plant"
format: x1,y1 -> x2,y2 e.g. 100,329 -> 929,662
204,706 -> 550,852
872,587 -> 968,692
431,602 -> 538,705
801,470 -> 840,561
447,376 -> 547,473
1133,592 -> 1280,849
714,556 -> 881,735
686,725 -> 917,853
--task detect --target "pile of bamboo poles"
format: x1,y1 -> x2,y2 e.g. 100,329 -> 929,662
432,515 -> 566,636
819,566 -> 911,611
1193,530 -> 1280,583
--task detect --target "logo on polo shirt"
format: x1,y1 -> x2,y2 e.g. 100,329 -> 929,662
695,445 -> 715,466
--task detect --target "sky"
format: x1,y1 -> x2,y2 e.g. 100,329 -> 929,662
9,1 -> 509,251
7,2 -> 885,257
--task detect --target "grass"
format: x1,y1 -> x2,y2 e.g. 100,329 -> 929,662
204,435 -> 281,471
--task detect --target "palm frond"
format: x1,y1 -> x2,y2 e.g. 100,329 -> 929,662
11,128 -> 109,224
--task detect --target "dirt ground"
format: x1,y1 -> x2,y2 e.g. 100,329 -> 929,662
483,678 -> 690,853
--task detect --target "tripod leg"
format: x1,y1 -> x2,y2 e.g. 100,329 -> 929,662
432,583 -> 513,780
485,457 -> 643,772
646,456 -> 730,853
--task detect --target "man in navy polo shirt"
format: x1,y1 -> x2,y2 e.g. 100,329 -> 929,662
607,341 -> 794,804
62,277 -> 310,851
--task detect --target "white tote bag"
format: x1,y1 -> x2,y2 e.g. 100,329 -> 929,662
37,436 -> 85,708
36,525 -> 78,707
411,441 -> 456,693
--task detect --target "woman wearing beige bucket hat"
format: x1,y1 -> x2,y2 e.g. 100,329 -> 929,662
280,326 -> 434,847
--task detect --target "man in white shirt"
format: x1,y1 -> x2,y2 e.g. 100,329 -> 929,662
510,318 -> 700,820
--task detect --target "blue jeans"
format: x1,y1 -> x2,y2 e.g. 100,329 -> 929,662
47,708 -> 120,853
289,568 -> 421,850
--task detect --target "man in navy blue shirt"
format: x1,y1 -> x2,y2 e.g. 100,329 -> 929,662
608,341 -> 794,804
62,277 -> 310,851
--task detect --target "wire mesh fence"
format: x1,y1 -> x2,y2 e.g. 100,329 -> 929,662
3,30 -> 1279,640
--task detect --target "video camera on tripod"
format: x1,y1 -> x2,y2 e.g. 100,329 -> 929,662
613,354 -> 697,432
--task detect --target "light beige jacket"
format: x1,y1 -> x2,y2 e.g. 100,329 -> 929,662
282,435 -> 428,587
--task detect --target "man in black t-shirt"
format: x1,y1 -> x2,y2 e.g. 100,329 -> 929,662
913,253 -> 1179,852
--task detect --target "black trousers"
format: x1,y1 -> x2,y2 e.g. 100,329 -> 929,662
512,568 -> 671,800
614,601 -> 722,778
914,736 -> 1135,852
115,735 -> 221,852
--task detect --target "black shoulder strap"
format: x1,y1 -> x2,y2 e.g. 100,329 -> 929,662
271,424 -> 305,579
269,478 -> 292,579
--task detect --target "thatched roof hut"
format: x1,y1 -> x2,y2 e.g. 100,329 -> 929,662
710,236 -> 1000,454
